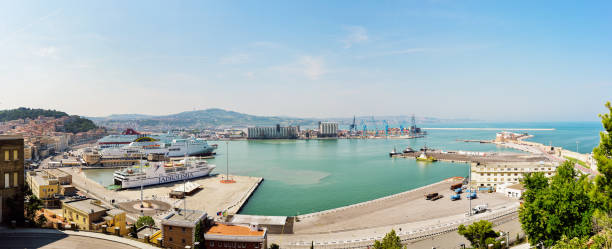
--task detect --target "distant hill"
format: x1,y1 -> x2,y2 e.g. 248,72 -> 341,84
0,107 -> 98,133
92,108 -> 317,128
0,107 -> 67,122
91,108 -> 475,129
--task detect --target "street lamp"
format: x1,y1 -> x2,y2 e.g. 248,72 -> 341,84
576,141 -> 580,153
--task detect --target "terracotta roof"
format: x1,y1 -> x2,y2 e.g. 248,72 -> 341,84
206,223 -> 265,237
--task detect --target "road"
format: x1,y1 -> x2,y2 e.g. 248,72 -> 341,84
0,231 -> 145,249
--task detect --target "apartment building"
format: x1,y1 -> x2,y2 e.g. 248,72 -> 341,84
470,161 -> 557,187
161,209 -> 207,249
62,198 -> 127,235
0,135 -> 24,224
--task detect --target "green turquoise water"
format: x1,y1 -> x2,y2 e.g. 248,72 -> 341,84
84,122 -> 603,216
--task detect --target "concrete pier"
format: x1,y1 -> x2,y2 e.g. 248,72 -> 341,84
270,178 -> 519,248
63,167 -> 262,221
392,150 -> 551,164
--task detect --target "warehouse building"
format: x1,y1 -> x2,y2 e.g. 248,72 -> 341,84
318,122 -> 338,138
247,125 -> 300,139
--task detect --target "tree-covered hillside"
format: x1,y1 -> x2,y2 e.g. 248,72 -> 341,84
0,107 -> 67,122
62,116 -> 98,133
0,107 -> 98,133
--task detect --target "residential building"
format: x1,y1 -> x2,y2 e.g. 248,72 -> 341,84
205,222 -> 268,249
496,183 -> 525,199
318,122 -> 338,138
0,135 -> 24,224
62,199 -> 127,235
247,125 -> 300,139
161,209 -> 207,249
44,168 -> 72,185
470,161 -> 557,187
26,171 -> 60,208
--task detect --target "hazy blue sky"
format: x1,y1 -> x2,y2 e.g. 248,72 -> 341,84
1,1 -> 610,121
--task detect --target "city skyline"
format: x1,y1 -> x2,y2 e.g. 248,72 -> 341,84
1,1 -> 611,121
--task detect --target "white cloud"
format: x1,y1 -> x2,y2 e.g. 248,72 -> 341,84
219,53 -> 250,65
300,56 -> 326,80
342,26 -> 369,48
32,46 -> 59,58
269,56 -> 327,80
355,48 -> 432,59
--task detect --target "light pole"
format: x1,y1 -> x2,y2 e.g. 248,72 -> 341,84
469,163 -> 472,216
576,141 -> 580,153
226,140 -> 229,181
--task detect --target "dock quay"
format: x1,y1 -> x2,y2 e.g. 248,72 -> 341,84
392,150 -> 551,164
270,178 -> 519,248
61,167 -> 263,222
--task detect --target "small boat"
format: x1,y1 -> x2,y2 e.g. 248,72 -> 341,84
389,147 -> 401,157
403,147 -> 415,153
416,152 -> 437,162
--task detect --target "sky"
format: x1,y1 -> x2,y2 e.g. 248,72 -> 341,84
0,1 -> 611,121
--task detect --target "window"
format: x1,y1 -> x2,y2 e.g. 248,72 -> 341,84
168,226 -> 172,230
182,227 -> 186,232
210,242 -> 214,247
13,150 -> 18,161
4,173 -> 9,188
4,150 -> 8,161
169,237 -> 173,242
182,239 -> 186,244
13,172 -> 18,187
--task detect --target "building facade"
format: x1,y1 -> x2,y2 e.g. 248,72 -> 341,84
62,199 -> 127,235
470,161 -> 557,187
161,209 -> 207,249
26,171 -> 60,208
205,223 -> 268,249
0,135 -> 24,224
247,125 -> 299,139
318,122 -> 338,138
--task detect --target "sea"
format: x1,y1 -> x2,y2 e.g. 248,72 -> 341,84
84,121 -> 604,216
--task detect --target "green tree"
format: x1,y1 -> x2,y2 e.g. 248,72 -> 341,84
136,216 -> 155,228
269,243 -> 280,249
519,161 -> 596,247
592,101 -> 612,211
25,195 -> 43,222
550,235 -> 590,249
373,229 -> 405,249
194,221 -> 203,249
36,213 -> 47,227
457,220 -> 499,249
129,223 -> 138,238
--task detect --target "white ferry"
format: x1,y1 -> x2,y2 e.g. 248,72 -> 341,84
101,137 -> 215,157
113,157 -> 215,189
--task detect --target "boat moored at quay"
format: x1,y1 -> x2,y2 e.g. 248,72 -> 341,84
113,157 -> 216,189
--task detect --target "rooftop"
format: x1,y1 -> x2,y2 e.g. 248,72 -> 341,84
205,223 -> 265,237
107,208 -> 126,216
507,183 -> 525,191
0,135 -> 23,140
161,209 -> 206,227
230,214 -> 287,226
64,199 -> 108,214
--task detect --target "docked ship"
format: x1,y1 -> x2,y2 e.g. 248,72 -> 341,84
113,157 -> 216,189
97,129 -> 179,149
100,137 -> 215,157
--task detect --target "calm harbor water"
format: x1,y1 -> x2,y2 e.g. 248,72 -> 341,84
84,122 -> 603,216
